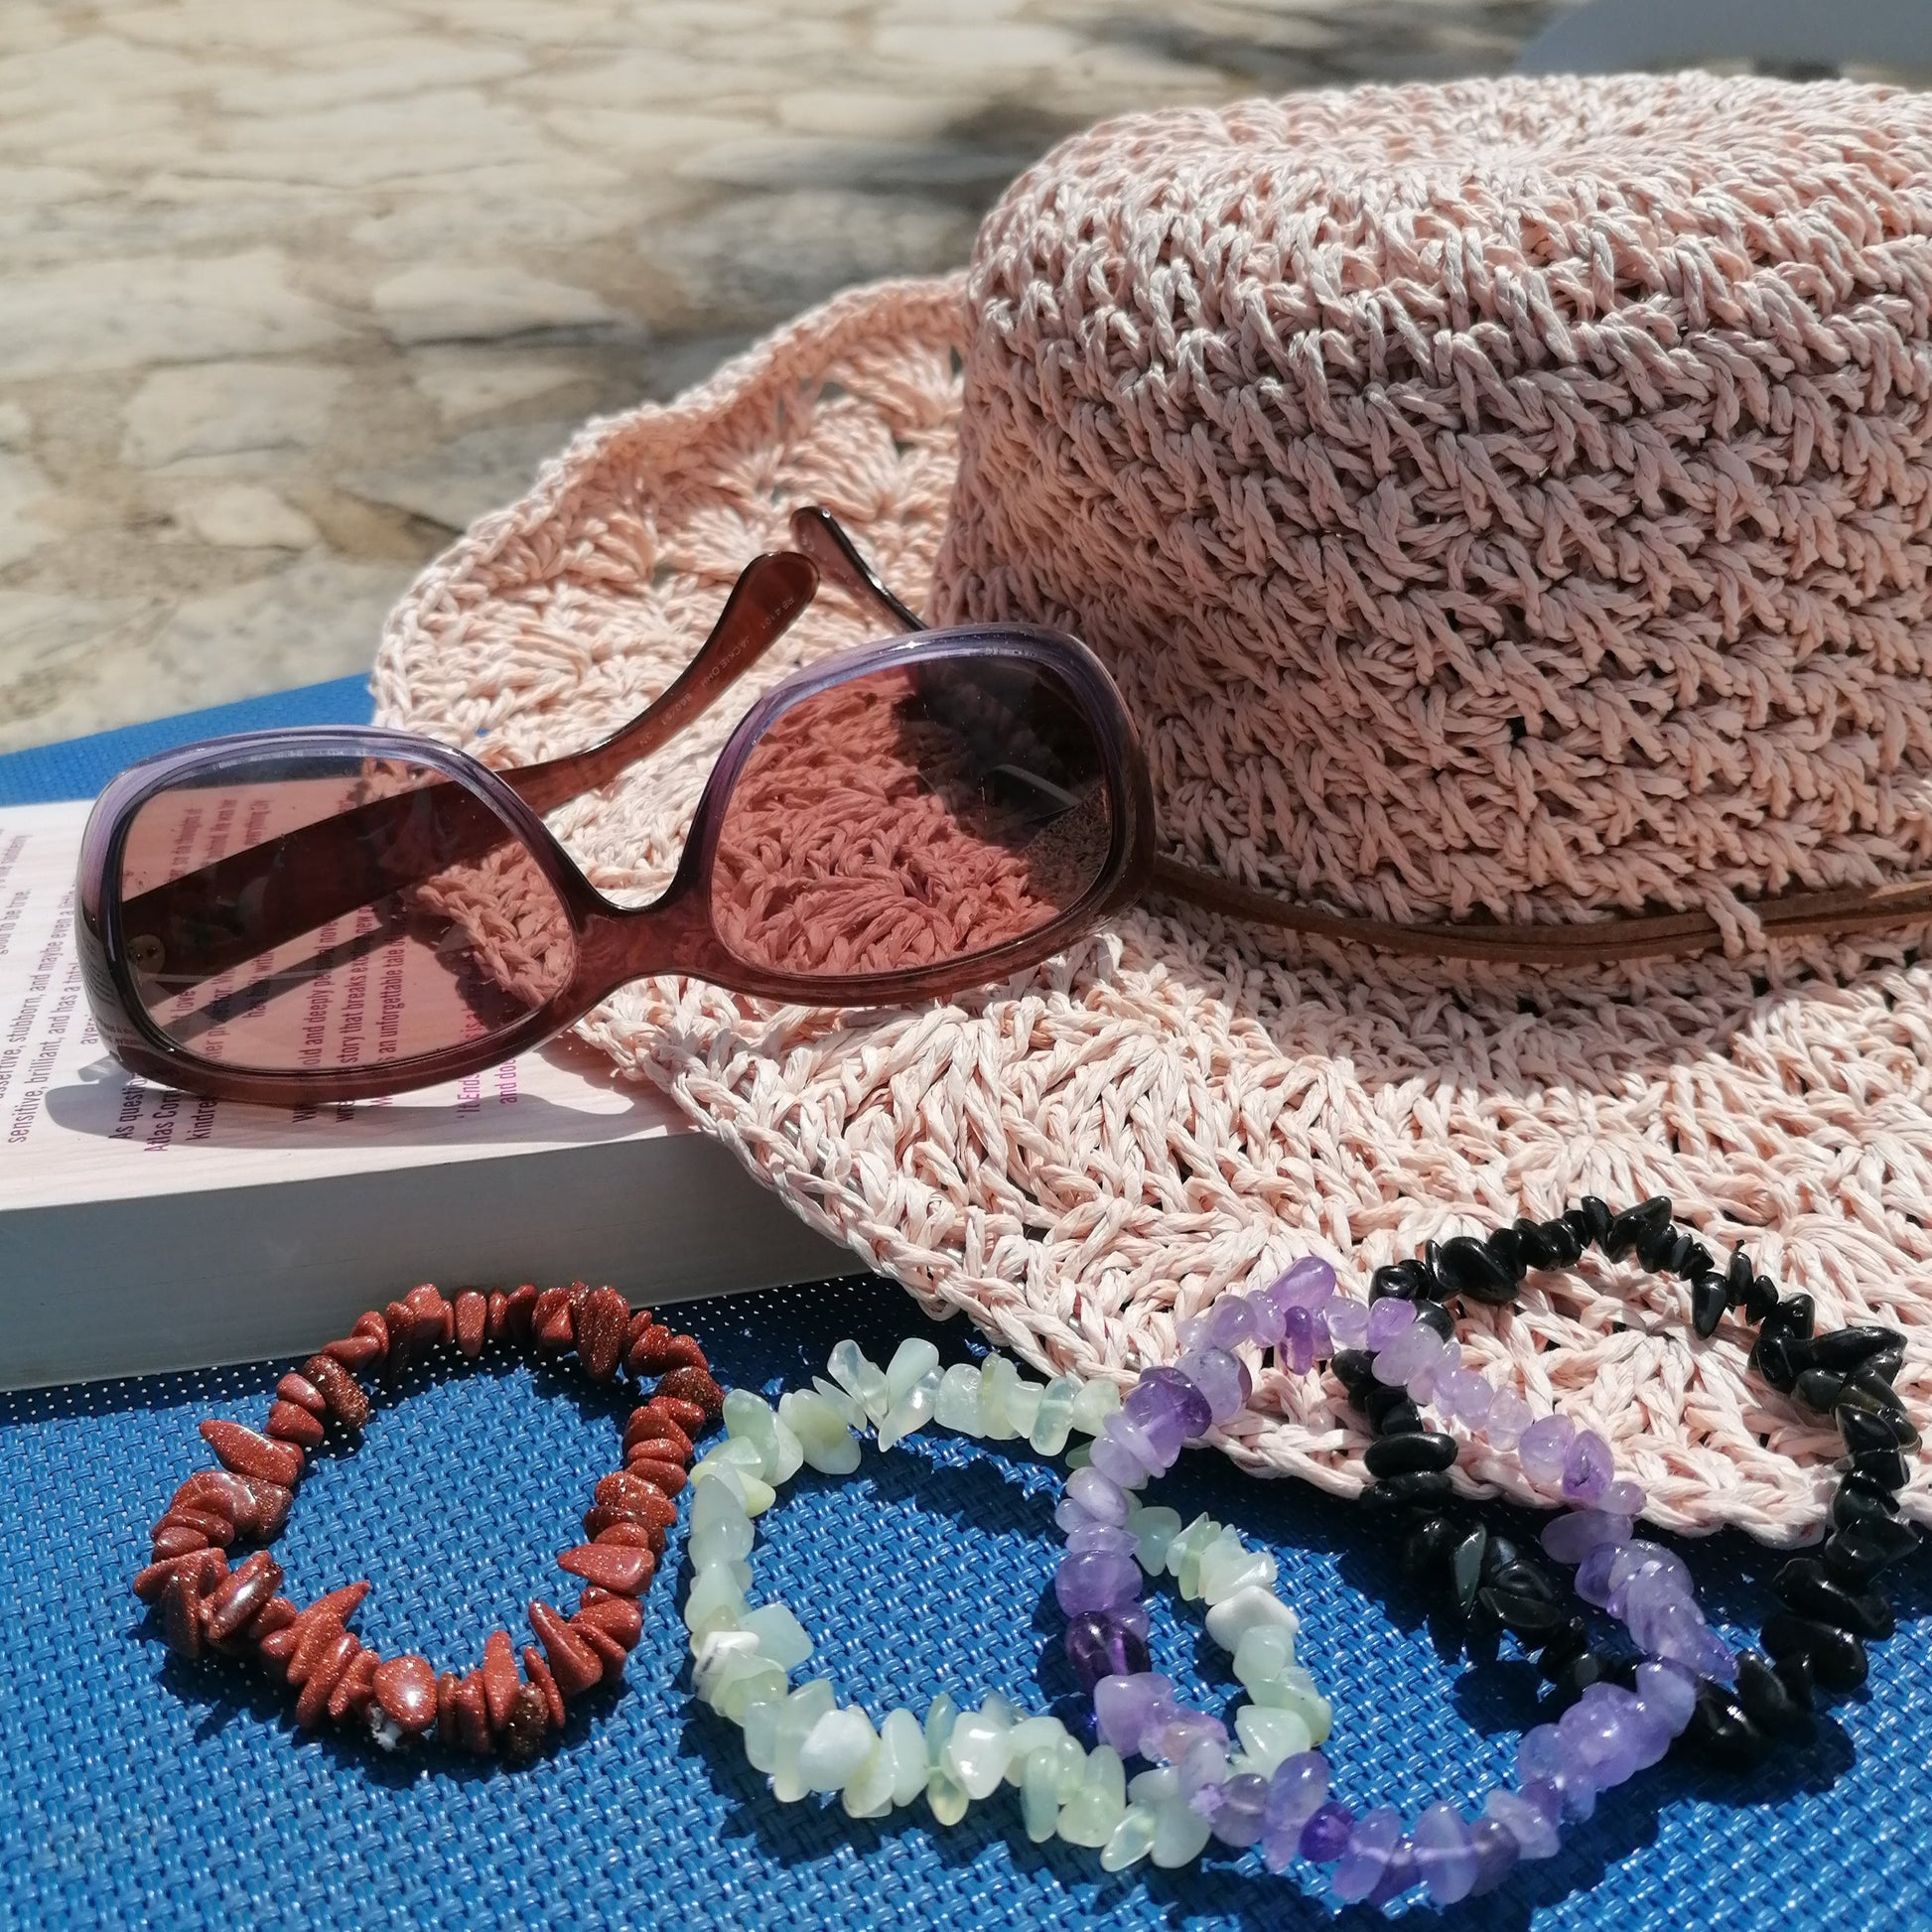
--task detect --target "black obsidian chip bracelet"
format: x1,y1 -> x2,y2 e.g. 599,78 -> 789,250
1333,1196 -> 1919,1766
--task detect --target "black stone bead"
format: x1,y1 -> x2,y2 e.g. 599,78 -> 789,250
1635,1220 -> 1681,1271
1676,1238 -> 1715,1280
1842,1365 -> 1908,1415
1434,1235 -> 1517,1306
1850,1447 -> 1911,1493
1775,1557 -> 1894,1640
1542,1217 -> 1586,1266
1683,1683 -> 1771,1766
1361,1471 -> 1456,1518
1776,1650 -> 1816,1715
1763,1612 -> 1868,1693
1478,1534 -> 1521,1585
1725,1247 -> 1756,1307
1560,1207 -> 1595,1251
1807,1325 -> 1907,1374
1450,1524 -> 1487,1615
1411,1300 -> 1456,1344
1365,1431 -> 1458,1478
1856,1346 -> 1905,1387
1477,1584 -> 1569,1637
1744,1274 -> 1781,1323
1749,1331 -> 1801,1394
1514,1218 -> 1561,1271
1370,1259 -> 1435,1303
1545,1649 -> 1607,1703
1331,1350 -> 1375,1400
1792,1368 -> 1847,1414
1602,1194 -> 1673,1262
1402,1514 -> 1458,1582
1534,1617 -> 1589,1681
1734,1651 -> 1814,1741
1485,1224 -> 1528,1285
1824,1517 -> 1918,1583
1832,1475 -> 1902,1532
1763,1293 -> 1816,1343
1377,1401 -> 1427,1437
1363,1382 -> 1416,1431
1691,1273 -> 1729,1339
1838,1402 -> 1919,1457
1579,1195 -> 1615,1246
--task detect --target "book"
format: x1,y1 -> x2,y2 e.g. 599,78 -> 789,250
0,798 -> 849,1390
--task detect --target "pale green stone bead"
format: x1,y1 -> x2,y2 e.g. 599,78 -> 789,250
933,1363 -> 984,1435
771,1680 -> 836,1803
1021,1748 -> 1063,1842
842,1738 -> 897,1819
884,1337 -> 941,1407
879,1708 -> 928,1806
944,1708 -> 1013,1799
1233,1624 -> 1295,1692
1248,1664 -> 1332,1744
977,1356 -> 1020,1439
687,1513 -> 754,1568
828,1338 -> 892,1421
683,1564 -> 746,1634
926,1766 -> 970,1826
1128,1504 -> 1183,1576
877,1365 -> 944,1450
982,1690 -> 1020,1728
1064,1442 -> 1091,1470
1001,1715 -> 1067,1785
691,1627 -> 758,1692
1055,1744 -> 1127,1847
1128,1765 -> 1178,1806
1152,1795 -> 1213,1868
1166,1515 -> 1221,1597
811,1376 -> 866,1429
1005,1377 -> 1043,1440
689,1474 -> 751,1536
744,1696 -> 786,1772
722,1390 -> 806,1486
1204,1583 -> 1300,1653
741,1601 -> 813,1673
714,1656 -> 788,1725
1029,1375 -> 1080,1455
1100,1805 -> 1159,1871
1234,1706 -> 1312,1775
800,1706 -> 879,1793
688,1457 -> 775,1517
1044,1734 -> 1088,1803
695,1552 -> 754,1593
924,1692 -> 959,1765
1198,1532 -> 1279,1606
1068,1378 -> 1121,1435
777,1390 -> 860,1476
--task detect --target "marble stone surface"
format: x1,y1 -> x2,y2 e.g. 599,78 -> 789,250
1,0 -> 1922,751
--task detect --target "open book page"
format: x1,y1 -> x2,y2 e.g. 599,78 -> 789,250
0,799 -> 692,1214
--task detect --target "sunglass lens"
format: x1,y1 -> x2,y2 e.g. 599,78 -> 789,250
116,747 -> 576,1074
713,652 -> 1115,979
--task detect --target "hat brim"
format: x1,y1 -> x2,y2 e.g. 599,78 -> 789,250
376,276 -> 1928,1543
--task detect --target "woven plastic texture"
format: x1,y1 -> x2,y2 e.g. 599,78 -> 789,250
3,1275 -> 1927,1931
0,674 -> 372,806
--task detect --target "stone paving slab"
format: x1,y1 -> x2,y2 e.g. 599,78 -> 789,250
2,0 -> 1924,750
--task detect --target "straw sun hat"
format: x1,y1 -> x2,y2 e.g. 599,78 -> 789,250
376,72 -> 1932,1543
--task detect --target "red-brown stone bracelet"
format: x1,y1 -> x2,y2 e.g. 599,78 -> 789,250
132,1280 -> 726,1764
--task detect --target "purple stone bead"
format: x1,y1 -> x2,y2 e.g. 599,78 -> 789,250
1482,1786 -> 1559,1861
1178,1735 -> 1231,1803
1279,1305 -> 1318,1374
1136,1364 -> 1213,1439
1299,1800 -> 1355,1865
1365,1842 -> 1419,1907
1112,1600 -> 1152,1643
1540,1508 -> 1634,1566
1266,1255 -> 1336,1312
1518,1414 -> 1576,1485
1092,1672 -> 1173,1754
1065,1466 -> 1130,1527
1210,1771 -> 1270,1848
1090,1428 -> 1149,1489
1414,1803 -> 1479,1904
1053,1548 -> 1142,1617
1370,1323 -> 1438,1386
1574,1539 -> 1621,1608
1517,1725 -> 1596,1821
1610,1540 -> 1691,1600
1326,1299 -> 1370,1348
1124,1379 -> 1191,1461
1559,1689 -> 1640,1792
1175,1346 -> 1249,1424
1635,1660 -> 1698,1737
1467,1817 -> 1521,1894
1620,1685 -> 1674,1770
1438,1364 -> 1492,1428
1147,1708 -> 1225,1765
1561,1428 -> 1614,1505
1332,1806 -> 1402,1902
1204,1297 -> 1258,1351
1484,1388 -> 1531,1449
1062,1522 -> 1137,1560
1263,1750 -> 1330,1842
1064,1610 -> 1151,1692
1365,1296 -> 1418,1351
1522,1775 -> 1565,1829
1599,1477 -> 1646,1516
1249,1293 -> 1288,1348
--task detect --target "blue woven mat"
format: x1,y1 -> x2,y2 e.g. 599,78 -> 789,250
3,1277 -> 1928,1931
3,690 -> 1927,1928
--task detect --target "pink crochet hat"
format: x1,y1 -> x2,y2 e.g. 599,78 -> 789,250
375,72 -> 1932,1543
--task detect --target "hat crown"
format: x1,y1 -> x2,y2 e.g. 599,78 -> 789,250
933,75 -> 1932,930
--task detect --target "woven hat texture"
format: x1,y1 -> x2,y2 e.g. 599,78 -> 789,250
375,73 -> 1932,1545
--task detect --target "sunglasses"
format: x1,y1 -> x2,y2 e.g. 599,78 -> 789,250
77,508 -> 1932,1108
